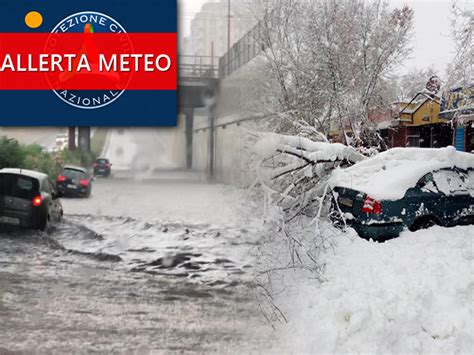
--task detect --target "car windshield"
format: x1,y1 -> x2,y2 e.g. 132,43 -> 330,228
97,159 -> 108,165
63,169 -> 86,179
432,170 -> 468,195
0,173 -> 39,199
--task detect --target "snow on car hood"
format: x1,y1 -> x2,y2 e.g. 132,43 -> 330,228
330,146 -> 474,201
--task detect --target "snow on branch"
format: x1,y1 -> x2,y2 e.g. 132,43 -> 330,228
256,134 -> 366,162
254,133 -> 367,221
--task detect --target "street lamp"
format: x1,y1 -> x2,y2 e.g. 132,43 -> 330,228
227,0 -> 231,52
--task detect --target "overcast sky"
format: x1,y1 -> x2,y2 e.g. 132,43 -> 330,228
178,0 -> 468,76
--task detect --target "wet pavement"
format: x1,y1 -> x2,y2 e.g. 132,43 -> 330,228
0,174 -> 268,353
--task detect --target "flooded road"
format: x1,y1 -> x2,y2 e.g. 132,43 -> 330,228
0,173 -> 267,353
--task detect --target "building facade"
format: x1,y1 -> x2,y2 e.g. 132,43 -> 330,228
440,85 -> 474,153
183,0 -> 245,58
380,93 -> 453,149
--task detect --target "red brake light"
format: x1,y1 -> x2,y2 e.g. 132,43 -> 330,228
80,179 -> 90,187
57,175 -> 66,182
32,196 -> 43,207
361,196 -> 382,214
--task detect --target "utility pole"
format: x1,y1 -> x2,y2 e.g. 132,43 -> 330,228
227,0 -> 232,53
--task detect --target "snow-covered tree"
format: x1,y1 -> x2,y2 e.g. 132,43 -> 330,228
238,0 -> 414,146
446,1 -> 473,87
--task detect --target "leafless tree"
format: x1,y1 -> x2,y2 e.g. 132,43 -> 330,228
237,0 -> 414,146
447,1 -> 473,87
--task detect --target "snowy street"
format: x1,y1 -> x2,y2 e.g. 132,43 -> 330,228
268,225 -> 473,354
0,129 -> 267,353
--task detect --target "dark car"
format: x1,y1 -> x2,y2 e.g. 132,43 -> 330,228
57,166 -> 93,198
93,158 -> 112,177
333,167 -> 474,241
0,168 -> 63,231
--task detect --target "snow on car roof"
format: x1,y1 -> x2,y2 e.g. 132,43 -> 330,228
330,146 -> 474,201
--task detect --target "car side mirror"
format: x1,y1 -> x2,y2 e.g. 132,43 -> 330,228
52,191 -> 59,200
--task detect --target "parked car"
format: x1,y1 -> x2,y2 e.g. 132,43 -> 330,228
0,168 -> 63,231
331,147 -> 474,241
55,133 -> 68,145
93,158 -> 112,177
57,166 -> 93,198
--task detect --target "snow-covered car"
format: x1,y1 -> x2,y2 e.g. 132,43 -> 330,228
331,147 -> 474,241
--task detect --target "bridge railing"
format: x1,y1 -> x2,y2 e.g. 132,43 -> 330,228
219,10 -> 276,79
179,55 -> 220,81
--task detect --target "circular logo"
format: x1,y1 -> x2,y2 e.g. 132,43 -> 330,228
46,11 -> 132,110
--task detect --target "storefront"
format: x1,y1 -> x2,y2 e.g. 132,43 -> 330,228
440,85 -> 474,153
380,122 -> 453,148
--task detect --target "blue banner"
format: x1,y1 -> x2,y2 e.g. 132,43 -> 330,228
0,0 -> 177,126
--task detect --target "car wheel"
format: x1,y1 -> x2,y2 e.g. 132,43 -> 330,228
39,214 -> 50,232
410,217 -> 438,232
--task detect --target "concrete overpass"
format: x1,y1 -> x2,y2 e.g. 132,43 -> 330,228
178,55 -> 220,171
73,12 -> 268,179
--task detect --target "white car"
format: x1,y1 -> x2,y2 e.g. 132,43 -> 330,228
55,133 -> 68,145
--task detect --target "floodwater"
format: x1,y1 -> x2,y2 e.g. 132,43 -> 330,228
0,175 -> 268,353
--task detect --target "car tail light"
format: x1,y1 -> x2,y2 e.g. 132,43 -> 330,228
361,196 -> 382,214
93,163 -> 98,167
57,175 -> 66,182
32,196 -> 43,207
80,179 -> 90,187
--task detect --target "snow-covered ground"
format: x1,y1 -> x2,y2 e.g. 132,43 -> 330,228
268,225 -> 474,354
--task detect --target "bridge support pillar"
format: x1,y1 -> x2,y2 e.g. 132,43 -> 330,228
184,109 -> 194,169
78,127 -> 91,153
68,127 -> 76,150
208,106 -> 216,179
